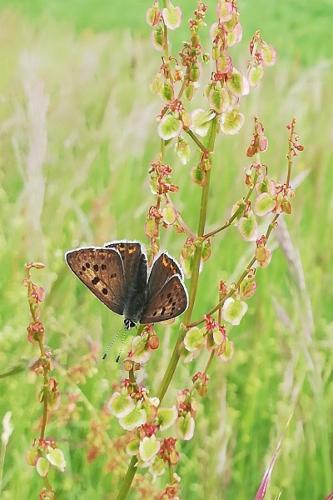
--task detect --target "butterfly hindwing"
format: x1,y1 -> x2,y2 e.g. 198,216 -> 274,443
140,274 -> 188,324
147,253 -> 183,298
66,247 -> 125,315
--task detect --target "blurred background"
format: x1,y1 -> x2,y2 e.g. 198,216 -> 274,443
0,0 -> 332,499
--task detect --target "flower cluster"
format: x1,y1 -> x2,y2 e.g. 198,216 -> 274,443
248,30 -> 276,87
112,1 -> 304,498
122,325 -> 160,371
107,379 -> 181,476
24,263 -> 65,498
183,313 -> 234,363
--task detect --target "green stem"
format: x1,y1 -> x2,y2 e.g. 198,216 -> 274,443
157,117 -> 217,402
117,118 -> 218,499
116,456 -> 137,500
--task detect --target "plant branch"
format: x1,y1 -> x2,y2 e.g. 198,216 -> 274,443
184,128 -> 208,154
203,170 -> 259,240
157,117 -> 218,403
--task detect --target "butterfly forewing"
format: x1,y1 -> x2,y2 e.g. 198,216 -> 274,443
66,247 -> 125,315
147,253 -> 183,298
105,242 -> 147,290
140,275 -> 188,324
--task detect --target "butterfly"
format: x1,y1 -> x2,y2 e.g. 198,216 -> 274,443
65,241 -> 188,330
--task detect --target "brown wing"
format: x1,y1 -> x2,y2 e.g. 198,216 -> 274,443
140,275 -> 188,324
66,247 -> 125,315
104,241 -> 147,289
147,253 -> 183,298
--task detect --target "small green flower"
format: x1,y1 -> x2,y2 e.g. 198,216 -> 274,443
248,66 -> 264,87
218,338 -> 234,362
162,2 -> 182,30
240,277 -> 257,299
262,43 -> 276,66
227,69 -> 249,97
222,297 -> 248,326
162,204 -> 177,225
108,391 -> 135,419
151,25 -> 164,51
158,114 -> 182,140
130,334 -> 150,363
149,457 -> 165,478
139,435 -> 160,463
221,110 -> 244,135
184,327 -> 205,352
238,214 -> 258,241
212,327 -> 223,346
254,192 -> 275,216
119,405 -> 147,431
126,439 -> 140,456
36,457 -> 49,477
227,23 -> 243,47
209,86 -> 231,114
191,109 -> 216,137
46,448 -> 66,472
177,413 -> 195,441
217,0 -> 233,22
158,406 -> 178,431
175,137 -> 191,165
150,73 -> 164,96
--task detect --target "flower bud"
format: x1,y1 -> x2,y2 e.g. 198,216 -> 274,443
148,334 -> 159,350
146,6 -> 161,26
189,64 -> 200,82
175,137 -> 190,165
185,82 -> 194,100
255,246 -> 271,267
191,164 -> 206,186
162,81 -> 174,101
152,25 -> 164,51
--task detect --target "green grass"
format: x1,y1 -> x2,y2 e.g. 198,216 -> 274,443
0,2 -> 332,499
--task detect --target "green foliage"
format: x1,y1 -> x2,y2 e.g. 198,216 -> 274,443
0,2 -> 332,500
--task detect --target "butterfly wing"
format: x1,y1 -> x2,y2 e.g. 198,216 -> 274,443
105,241 -> 147,290
147,253 -> 183,298
140,275 -> 188,324
66,247 -> 125,315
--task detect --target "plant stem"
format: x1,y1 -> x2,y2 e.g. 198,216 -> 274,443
117,118 -> 218,499
116,456 -> 137,500
157,117 -> 217,402
185,128 -> 208,154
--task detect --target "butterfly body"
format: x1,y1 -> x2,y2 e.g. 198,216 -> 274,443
66,241 -> 188,328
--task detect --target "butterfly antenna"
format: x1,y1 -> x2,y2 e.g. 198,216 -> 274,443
102,327 -> 124,360
115,328 -> 128,363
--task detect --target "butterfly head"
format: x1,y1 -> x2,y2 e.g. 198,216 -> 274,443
124,318 -> 136,329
